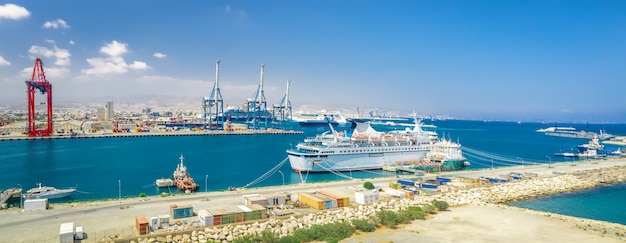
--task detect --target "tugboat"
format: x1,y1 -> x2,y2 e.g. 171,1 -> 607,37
173,155 -> 199,191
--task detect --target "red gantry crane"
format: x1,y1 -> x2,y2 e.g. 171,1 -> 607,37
24,58 -> 53,137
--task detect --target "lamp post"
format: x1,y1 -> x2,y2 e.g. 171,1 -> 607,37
278,170 -> 285,186
17,184 -> 22,209
545,155 -> 551,165
205,174 -> 208,193
118,180 -> 121,206
491,159 -> 494,170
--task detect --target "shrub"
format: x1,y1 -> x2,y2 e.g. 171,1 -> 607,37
293,221 -> 355,242
376,210 -> 400,228
406,206 -> 426,220
423,204 -> 436,214
351,219 -> 377,232
363,181 -> 375,190
139,192 -> 147,197
432,200 -> 449,211
279,235 -> 300,243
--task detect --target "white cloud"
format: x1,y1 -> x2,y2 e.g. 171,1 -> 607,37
153,52 -> 166,58
42,19 -> 70,29
100,40 -> 128,57
81,40 -> 150,75
28,44 -> 71,66
0,4 -> 30,20
69,40 -> 75,45
0,56 -> 10,66
21,66 -> 69,80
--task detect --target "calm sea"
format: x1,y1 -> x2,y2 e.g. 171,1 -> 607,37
1,120 -> 625,224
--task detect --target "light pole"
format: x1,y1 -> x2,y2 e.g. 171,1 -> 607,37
205,174 -> 208,193
278,170 -> 285,186
545,155 -> 551,165
491,159 -> 494,170
118,180 -> 121,206
17,184 -> 22,209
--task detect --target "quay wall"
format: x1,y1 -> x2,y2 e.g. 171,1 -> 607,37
0,129 -> 303,141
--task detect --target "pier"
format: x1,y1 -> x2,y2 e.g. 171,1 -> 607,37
0,129 -> 303,142
0,188 -> 21,209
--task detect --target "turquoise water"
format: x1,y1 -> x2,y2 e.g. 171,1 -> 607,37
509,183 -> 626,225
1,120 -> 625,224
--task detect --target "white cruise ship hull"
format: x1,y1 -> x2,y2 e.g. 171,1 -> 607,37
287,150 -> 429,172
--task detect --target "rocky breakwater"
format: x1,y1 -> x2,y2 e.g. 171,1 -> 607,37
119,165 -> 626,243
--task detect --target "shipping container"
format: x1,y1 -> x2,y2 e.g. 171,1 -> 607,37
241,194 -> 262,204
149,216 -> 159,231
198,209 -> 214,226
244,196 -> 269,206
400,189 -> 415,197
436,176 -> 453,184
420,182 -> 439,189
158,215 -> 170,228
265,193 -> 288,206
170,204 -> 193,219
398,179 -> 417,186
59,222 -> 74,243
355,191 -> 379,204
316,190 -> 351,207
247,204 -> 268,219
298,193 -> 325,210
385,188 -> 406,198
223,206 -> 244,223
135,216 -> 149,235
24,198 -> 48,211
238,205 -> 260,221
207,208 -> 225,225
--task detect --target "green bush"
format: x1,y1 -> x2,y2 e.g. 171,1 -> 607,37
363,181 -> 375,190
292,221 -> 355,242
232,229 -> 280,243
376,210 -> 400,228
139,192 -> 146,197
279,235 -> 300,243
423,204 -> 436,214
351,219 -> 377,232
406,206 -> 426,220
432,200 -> 449,211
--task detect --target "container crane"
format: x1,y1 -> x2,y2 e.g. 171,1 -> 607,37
24,58 -> 53,137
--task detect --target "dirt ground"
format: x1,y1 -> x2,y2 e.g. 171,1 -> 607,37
341,204 -> 623,243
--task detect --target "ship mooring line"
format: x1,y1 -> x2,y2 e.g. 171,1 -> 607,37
243,157 -> 289,188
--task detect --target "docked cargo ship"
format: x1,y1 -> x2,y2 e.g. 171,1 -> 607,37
173,155 -> 199,191
287,121 -> 436,172
24,183 -> 76,199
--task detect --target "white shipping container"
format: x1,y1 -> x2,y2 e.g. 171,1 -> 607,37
241,194 -> 261,204
198,209 -> 214,226
149,217 -> 159,231
158,215 -> 170,228
355,191 -> 380,204
59,222 -> 74,243
385,189 -> 406,198
24,198 -> 48,211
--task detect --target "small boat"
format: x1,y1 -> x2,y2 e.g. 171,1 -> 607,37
24,183 -> 76,199
156,178 -> 174,187
173,155 -> 199,191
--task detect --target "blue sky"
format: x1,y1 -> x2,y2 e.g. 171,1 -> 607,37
1,1 -> 625,122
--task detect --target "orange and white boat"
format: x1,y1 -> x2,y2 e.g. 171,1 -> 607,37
173,155 -> 199,191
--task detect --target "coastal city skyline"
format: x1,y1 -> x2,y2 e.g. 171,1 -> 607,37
1,1 -> 625,122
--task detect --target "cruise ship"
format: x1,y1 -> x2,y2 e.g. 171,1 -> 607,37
536,126 -> 614,140
286,121 -> 436,172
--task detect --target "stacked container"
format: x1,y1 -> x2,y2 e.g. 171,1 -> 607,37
298,192 -> 325,210
316,190 -> 351,207
223,206 -> 244,223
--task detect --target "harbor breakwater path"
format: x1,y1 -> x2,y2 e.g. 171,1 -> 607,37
1,159 -> 626,242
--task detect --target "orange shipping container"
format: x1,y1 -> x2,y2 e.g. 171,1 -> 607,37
135,215 -> 149,235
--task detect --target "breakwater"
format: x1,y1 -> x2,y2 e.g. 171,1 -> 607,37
116,164 -> 626,243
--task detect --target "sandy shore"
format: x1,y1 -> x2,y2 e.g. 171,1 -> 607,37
343,204 -> 625,243
1,159 -> 626,242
